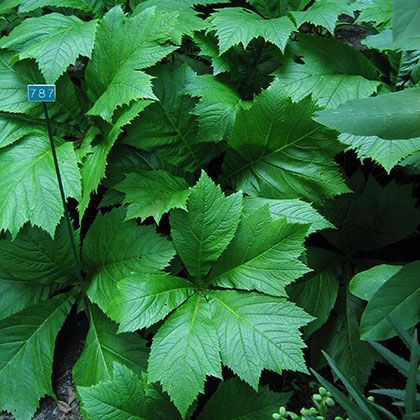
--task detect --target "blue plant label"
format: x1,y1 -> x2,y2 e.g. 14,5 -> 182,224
27,84 -> 56,102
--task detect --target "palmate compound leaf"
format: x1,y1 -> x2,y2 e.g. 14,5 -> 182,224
181,73 -> 244,142
197,377 -> 292,420
148,293 -> 222,418
223,78 -> 350,202
290,0 -> 355,34
0,13 -> 97,83
107,274 -> 196,332
208,206 -> 311,297
273,35 -> 380,109
207,7 -> 296,54
243,196 -> 333,235
339,133 -> 420,174
0,293 -> 74,420
78,362 -> 182,420
85,6 -> 177,123
73,304 -> 149,388
123,64 -> 217,172
313,88 -> 420,140
0,132 -> 81,238
0,221 -> 78,284
208,289 -> 314,388
114,170 -> 191,224
83,207 -> 175,312
170,171 -> 243,279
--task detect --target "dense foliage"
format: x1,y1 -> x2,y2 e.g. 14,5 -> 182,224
0,0 -> 419,419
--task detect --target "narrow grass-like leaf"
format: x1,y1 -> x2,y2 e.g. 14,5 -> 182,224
321,351 -> 382,420
310,368 -> 377,420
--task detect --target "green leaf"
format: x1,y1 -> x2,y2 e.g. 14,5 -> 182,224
0,51 -> 43,115
123,64 -> 216,172
0,267 -> 56,320
355,0 -> 392,29
339,133 -> 420,174
0,0 -> 20,13
368,337 -> 420,384
323,288 -> 378,388
208,289 -> 313,388
193,32 -> 231,75
114,170 -> 190,224
243,196 -> 334,234
360,261 -> 420,341
148,293 -> 222,417
0,113 -> 39,148
392,0 -> 420,51
223,78 -> 350,202
197,377 -> 292,420
73,304 -> 149,387
291,1 -> 354,34
0,13 -> 97,83
0,293 -> 74,420
319,351 -> 382,420
0,222 -> 77,284
85,6 -> 177,122
0,71 -> 84,145
209,206 -> 310,297
78,100 -> 152,221
182,73 -> 244,142
133,0 -> 206,44
313,88 -> 420,140
321,174 -> 420,254
107,273 -> 196,331
16,0 -> 104,16
208,7 -> 295,54
362,29 -> 394,50
0,133 -> 81,238
78,363 -> 182,420
83,207 -> 175,312
273,35 -> 380,108
311,367 -> 379,420
288,248 -> 340,338
170,171 -> 242,279
350,264 -> 403,301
